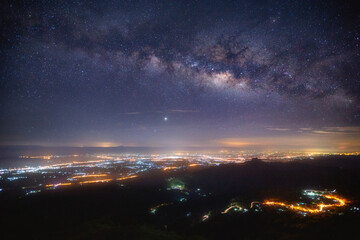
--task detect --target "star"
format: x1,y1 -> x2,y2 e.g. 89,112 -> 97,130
1,0 -> 359,149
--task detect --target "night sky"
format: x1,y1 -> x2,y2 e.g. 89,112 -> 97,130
1,0 -> 360,151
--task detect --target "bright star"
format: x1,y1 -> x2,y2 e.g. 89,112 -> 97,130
164,117 -> 168,121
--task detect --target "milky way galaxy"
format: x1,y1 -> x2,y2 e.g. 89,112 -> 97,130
1,0 -> 360,151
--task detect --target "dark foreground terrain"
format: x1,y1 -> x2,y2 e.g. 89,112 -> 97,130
1,156 -> 360,240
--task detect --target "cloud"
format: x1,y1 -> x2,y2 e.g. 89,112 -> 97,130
312,126 -> 360,135
267,127 -> 290,131
312,131 -> 345,135
299,128 -> 312,131
323,126 -> 360,133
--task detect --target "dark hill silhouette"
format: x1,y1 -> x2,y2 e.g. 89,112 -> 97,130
1,156 -> 360,240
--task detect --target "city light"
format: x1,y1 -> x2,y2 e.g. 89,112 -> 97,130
79,179 -> 113,184
188,164 -> 200,167
117,175 -> 138,181
45,183 -> 72,188
264,190 -> 347,214
150,202 -> 173,214
202,212 -> 211,221
222,204 -> 243,214
162,166 -> 178,171
72,174 -> 108,179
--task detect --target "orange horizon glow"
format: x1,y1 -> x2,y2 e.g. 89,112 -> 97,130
215,134 -> 360,152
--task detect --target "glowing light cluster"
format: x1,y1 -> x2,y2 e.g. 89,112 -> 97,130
117,175 -> 138,181
150,202 -> 173,214
264,190 -> 347,214
79,178 -> 112,184
45,182 -> 72,187
72,174 -> 108,179
201,212 -> 211,221
162,166 -> 178,171
221,204 -> 243,214
188,164 -> 200,167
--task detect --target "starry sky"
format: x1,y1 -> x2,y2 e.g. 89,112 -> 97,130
1,0 -> 360,151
